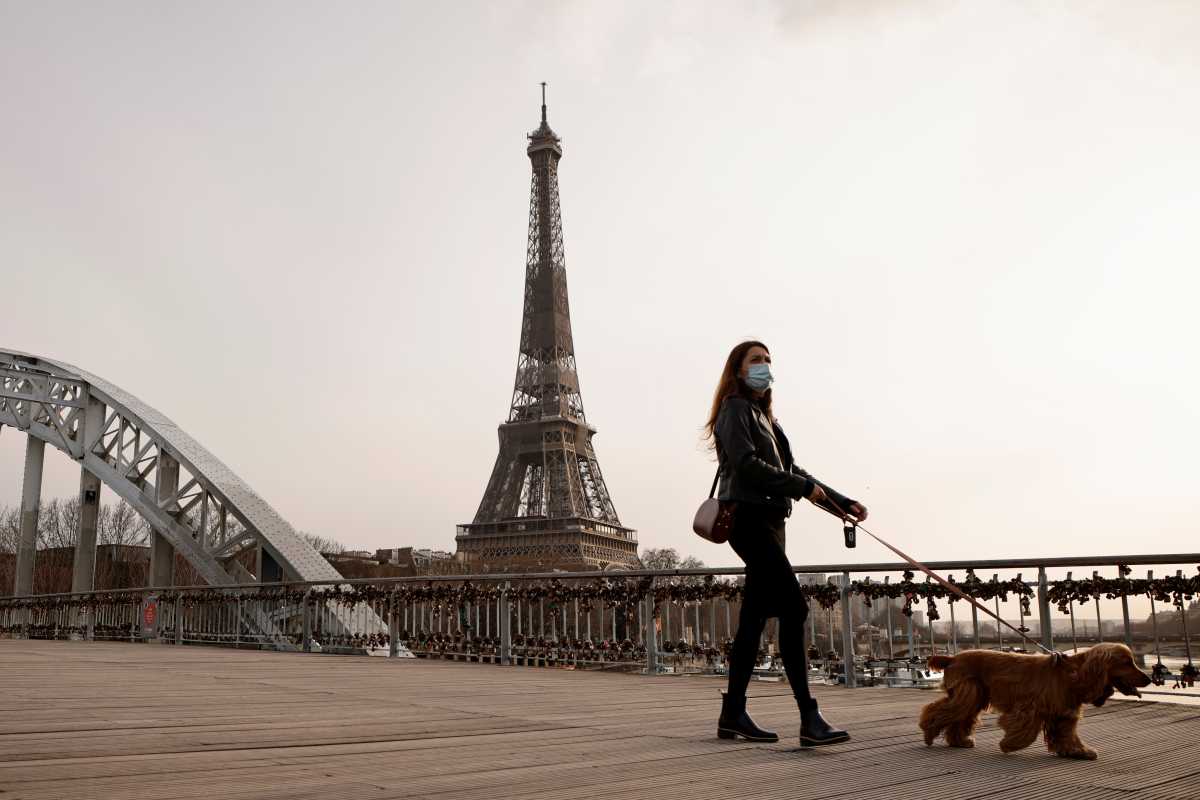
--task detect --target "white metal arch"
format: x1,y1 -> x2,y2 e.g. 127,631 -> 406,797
0,348 -> 393,649
0,348 -> 340,585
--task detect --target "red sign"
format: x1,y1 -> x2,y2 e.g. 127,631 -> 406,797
143,601 -> 157,628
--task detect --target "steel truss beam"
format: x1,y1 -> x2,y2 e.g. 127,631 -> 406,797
0,348 -> 391,649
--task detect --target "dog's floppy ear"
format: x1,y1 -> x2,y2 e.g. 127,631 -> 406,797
1073,645 -> 1119,706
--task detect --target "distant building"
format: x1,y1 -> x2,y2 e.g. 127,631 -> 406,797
325,551 -> 373,563
827,573 -> 872,622
375,547 -> 457,571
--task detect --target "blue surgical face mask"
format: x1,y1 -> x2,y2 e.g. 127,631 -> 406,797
744,363 -> 774,391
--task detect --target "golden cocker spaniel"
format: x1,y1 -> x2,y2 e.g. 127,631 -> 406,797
919,643 -> 1152,760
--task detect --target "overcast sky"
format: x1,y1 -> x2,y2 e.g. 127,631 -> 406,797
2,1 -> 1197,576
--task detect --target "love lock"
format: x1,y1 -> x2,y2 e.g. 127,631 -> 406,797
1152,662 -> 1169,686
1181,663 -> 1199,688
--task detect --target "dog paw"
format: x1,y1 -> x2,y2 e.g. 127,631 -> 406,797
947,739 -> 975,749
1057,748 -> 1098,760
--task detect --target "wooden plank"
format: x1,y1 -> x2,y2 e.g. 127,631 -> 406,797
0,640 -> 1197,800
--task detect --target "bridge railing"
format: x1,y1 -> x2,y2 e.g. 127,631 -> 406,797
2,553 -> 1197,695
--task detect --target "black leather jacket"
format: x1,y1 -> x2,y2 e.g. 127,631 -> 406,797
714,394 -> 856,517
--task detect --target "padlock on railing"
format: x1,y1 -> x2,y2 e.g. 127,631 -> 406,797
1152,662 -> 1168,686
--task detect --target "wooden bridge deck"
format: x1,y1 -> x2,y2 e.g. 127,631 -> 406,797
0,641 -> 1197,800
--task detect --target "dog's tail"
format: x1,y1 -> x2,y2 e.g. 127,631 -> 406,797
928,655 -> 955,671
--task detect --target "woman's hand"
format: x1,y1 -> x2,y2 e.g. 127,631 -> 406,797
808,484 -> 827,505
847,502 -> 868,522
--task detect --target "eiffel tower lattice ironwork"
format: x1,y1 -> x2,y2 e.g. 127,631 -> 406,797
456,88 -> 639,571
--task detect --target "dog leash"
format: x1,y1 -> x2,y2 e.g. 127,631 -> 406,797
818,496 -> 1057,657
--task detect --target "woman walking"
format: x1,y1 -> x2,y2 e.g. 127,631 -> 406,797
706,340 -> 867,747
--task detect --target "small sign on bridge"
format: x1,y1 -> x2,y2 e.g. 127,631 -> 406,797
141,595 -> 158,640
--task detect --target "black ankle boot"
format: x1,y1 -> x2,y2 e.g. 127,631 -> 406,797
717,692 -> 779,742
799,698 -> 850,747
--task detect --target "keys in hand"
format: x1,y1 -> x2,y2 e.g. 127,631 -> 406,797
807,484 -> 868,524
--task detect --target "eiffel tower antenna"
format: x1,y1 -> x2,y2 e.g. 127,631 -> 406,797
456,90 -> 639,572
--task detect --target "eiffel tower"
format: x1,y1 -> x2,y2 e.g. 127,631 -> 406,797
456,87 -> 639,572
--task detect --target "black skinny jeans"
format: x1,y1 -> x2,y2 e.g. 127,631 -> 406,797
726,502 -> 813,707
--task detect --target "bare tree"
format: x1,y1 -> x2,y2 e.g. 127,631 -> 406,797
0,505 -> 17,594
99,500 -> 150,547
200,508 -> 245,547
640,547 -> 706,590
0,505 -> 18,553
640,548 -> 705,572
37,498 -> 80,550
21,499 -> 79,593
641,547 -> 682,570
300,532 -> 347,555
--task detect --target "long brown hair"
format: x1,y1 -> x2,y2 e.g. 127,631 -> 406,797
703,340 -> 773,451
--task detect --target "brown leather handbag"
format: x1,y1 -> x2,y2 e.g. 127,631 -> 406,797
692,468 -> 736,544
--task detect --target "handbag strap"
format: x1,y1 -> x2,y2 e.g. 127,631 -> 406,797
708,463 -> 722,499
